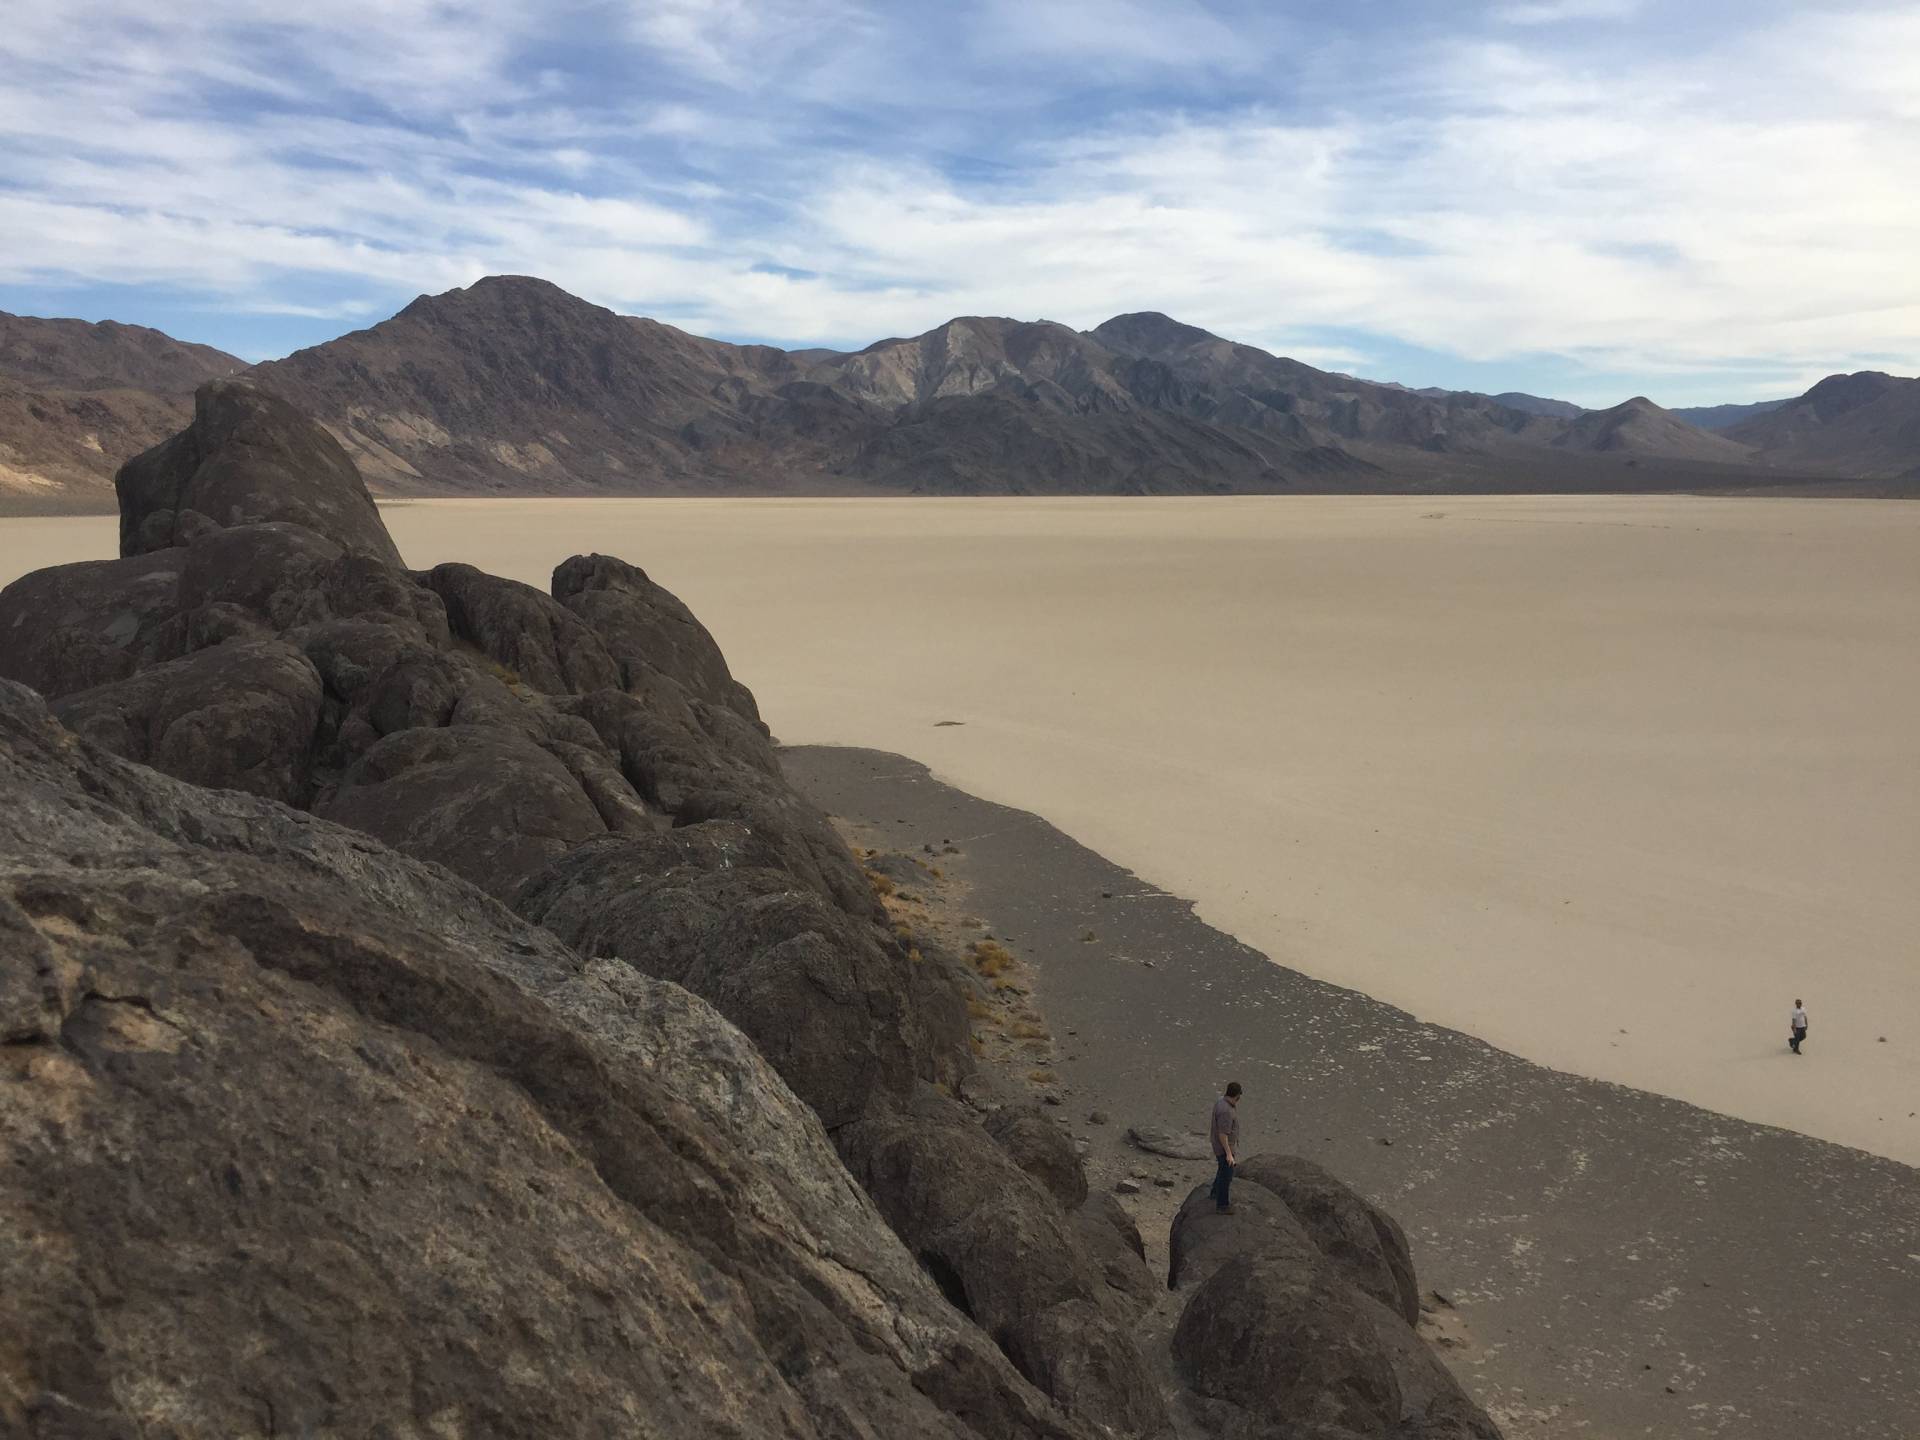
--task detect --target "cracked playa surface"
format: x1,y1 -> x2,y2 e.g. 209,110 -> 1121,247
786,744 -> 1920,1440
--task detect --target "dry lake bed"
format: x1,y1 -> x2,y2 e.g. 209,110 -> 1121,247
7,494 -> 1916,1164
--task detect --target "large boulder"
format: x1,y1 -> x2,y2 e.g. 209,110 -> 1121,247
315,725 -> 609,899
426,562 -> 621,696
516,826 -> 966,1128
1168,1180 -> 1320,1293
1234,1154 -> 1420,1325
553,551 -> 766,727
0,680 -> 1086,1440
841,1085 -> 1172,1438
1166,1178 -> 1500,1440
987,1103 -> 1090,1210
52,637 -> 324,805
0,549 -> 185,698
1072,1192 -> 1158,1323
117,379 -> 403,565
1172,1253 -> 1401,1440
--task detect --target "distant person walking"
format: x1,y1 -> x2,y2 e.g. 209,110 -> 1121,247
1210,1082 -> 1242,1214
1789,1000 -> 1809,1055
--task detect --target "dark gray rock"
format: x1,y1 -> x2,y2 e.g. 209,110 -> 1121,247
1172,1252 -> 1401,1440
177,519 -> 344,617
52,637 -> 324,805
1073,1192 -> 1157,1322
1167,1179 -> 1501,1439
568,685 -> 871,917
1235,1153 -> 1421,1326
840,1085 -> 1172,1438
987,1103 -> 1090,1209
0,680 -> 1085,1440
117,379 -> 402,565
0,549 -> 185,699
1002,1298 -> 1169,1439
1359,1296 -> 1505,1439
554,551 -> 765,728
1127,1124 -> 1213,1161
1168,1181 -> 1320,1293
516,827 -> 963,1128
315,725 -> 608,899
427,561 -> 621,696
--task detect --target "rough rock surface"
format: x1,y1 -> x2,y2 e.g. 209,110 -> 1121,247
840,1086 -> 1172,1438
1166,1165 -> 1501,1439
517,828 -> 965,1129
1127,1124 -> 1214,1161
987,1103 -> 1092,1210
0,388 -> 1175,1436
116,379 -> 402,563
52,637 -> 324,805
1072,1192 -> 1158,1323
1234,1153 -> 1421,1325
0,681 -> 1083,1439
0,550 -> 188,698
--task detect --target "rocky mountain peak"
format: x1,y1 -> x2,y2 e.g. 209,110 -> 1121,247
1087,311 -> 1223,357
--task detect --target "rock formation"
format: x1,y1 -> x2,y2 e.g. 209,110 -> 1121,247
1167,1162 -> 1501,1440
0,380 -> 1497,1437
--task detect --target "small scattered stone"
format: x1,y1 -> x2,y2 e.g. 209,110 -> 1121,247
1376,1137 -> 1393,1147
1100,890 -> 1112,899
1114,1180 -> 1142,1195
1087,1110 -> 1109,1125
1041,1093 -> 1063,1107
1153,1177 -> 1176,1189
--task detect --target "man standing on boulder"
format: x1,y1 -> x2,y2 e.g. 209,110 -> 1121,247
1210,1082 -> 1242,1214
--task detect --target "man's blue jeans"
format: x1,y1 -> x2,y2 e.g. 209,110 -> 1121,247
1211,1155 -> 1234,1210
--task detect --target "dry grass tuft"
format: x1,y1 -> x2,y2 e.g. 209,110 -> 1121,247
1009,1021 -> 1049,1041
1026,1069 -> 1056,1084
969,940 -> 1014,978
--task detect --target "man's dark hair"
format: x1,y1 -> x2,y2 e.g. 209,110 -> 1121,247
1224,1081 -> 1243,1098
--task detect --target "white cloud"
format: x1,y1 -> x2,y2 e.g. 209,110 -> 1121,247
1494,0 -> 1643,24
0,0 -> 1913,403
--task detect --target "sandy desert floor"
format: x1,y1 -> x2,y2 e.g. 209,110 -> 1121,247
6,495 -> 1916,1164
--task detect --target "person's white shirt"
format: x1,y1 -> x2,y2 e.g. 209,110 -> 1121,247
1791,1006 -> 1809,1029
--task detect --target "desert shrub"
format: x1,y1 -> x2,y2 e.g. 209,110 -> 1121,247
969,940 -> 1014,978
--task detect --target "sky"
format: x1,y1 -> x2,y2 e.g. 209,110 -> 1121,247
2,1 -> 1917,407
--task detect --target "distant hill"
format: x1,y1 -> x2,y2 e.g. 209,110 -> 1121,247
1671,398 -> 1789,431
4,278 -> 1911,508
0,312 -> 239,394
1722,372 -> 1920,479
1488,391 -> 1586,420
0,312 -> 243,509
1552,397 -> 1757,463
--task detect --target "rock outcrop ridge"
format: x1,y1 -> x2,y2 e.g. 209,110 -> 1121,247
0,381 -> 1497,1437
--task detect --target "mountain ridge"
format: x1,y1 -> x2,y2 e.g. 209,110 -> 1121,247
0,310 -> 246,508
4,277 -> 1915,504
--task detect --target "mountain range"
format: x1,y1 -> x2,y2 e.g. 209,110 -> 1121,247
3,275 -> 1915,509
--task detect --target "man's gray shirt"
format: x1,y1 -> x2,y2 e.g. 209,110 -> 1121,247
1210,1097 -> 1238,1159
